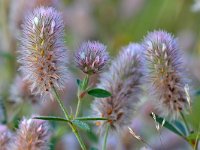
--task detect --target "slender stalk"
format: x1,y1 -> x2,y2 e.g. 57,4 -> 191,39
75,75 -> 89,118
194,122 -> 200,150
52,87 -> 86,150
102,124 -> 110,150
52,87 -> 70,119
180,112 -> 190,135
69,123 -> 87,150
75,90 -> 82,118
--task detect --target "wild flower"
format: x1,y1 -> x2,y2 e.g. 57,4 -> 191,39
92,43 -> 143,131
12,118 -> 50,150
143,30 -> 189,119
0,125 -> 12,150
9,75 -> 39,104
18,7 -> 69,100
75,41 -> 109,75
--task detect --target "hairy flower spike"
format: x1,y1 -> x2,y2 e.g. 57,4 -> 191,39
75,41 -> 109,74
143,30 -> 189,119
12,118 -> 50,150
0,125 -> 12,150
9,75 -> 39,104
92,43 -> 143,131
18,7 -> 69,100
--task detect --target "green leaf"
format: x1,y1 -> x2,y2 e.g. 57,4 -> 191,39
75,117 -> 108,121
90,147 -> 98,150
150,113 -> 183,137
76,76 -> 89,90
195,89 -> 200,96
77,79 -> 81,87
87,88 -> 111,98
72,120 -> 90,131
173,120 -> 187,136
33,116 -> 70,122
81,75 -> 89,90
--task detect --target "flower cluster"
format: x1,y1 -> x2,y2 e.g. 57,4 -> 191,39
75,41 -> 109,75
92,43 -> 144,131
0,125 -> 12,150
9,75 -> 39,104
18,7 -> 69,100
11,118 -> 50,150
143,30 -> 189,119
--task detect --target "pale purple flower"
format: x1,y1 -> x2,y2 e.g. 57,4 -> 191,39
12,118 -> 50,150
18,7 -> 69,100
92,43 -> 143,131
0,125 -> 12,150
9,75 -> 39,104
143,30 -> 189,119
75,41 -> 109,74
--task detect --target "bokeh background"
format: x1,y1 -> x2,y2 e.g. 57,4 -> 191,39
0,0 -> 200,149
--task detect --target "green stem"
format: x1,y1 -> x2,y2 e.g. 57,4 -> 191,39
102,124 -> 110,150
180,112 -> 190,135
75,75 -> 89,118
52,87 -> 70,119
52,87 -> 86,150
75,90 -> 82,118
69,123 -> 87,150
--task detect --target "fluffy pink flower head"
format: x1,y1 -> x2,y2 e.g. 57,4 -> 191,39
92,43 -> 143,131
143,30 -> 189,119
18,7 -> 69,100
75,41 -> 109,74
0,125 -> 12,150
12,118 -> 50,150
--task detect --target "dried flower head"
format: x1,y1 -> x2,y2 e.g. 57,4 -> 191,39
143,30 -> 189,119
12,118 -> 50,150
9,75 -> 39,104
0,125 -> 12,150
75,41 -> 109,74
92,43 -> 143,131
18,7 -> 69,100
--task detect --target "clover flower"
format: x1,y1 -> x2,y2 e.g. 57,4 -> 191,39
143,30 -> 189,119
9,75 -> 39,104
12,118 -> 50,150
92,43 -> 143,131
18,7 -> 69,100
0,125 -> 12,150
75,41 -> 109,74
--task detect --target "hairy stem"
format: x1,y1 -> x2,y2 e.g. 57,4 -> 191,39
75,75 -> 89,118
75,90 -> 82,118
52,87 -> 86,150
52,87 -> 70,119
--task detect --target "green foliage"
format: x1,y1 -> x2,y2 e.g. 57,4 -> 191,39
77,76 -> 89,91
33,116 -> 70,122
173,120 -> 188,136
72,120 -> 90,131
87,88 -> 111,98
75,117 -> 108,121
150,113 -> 183,137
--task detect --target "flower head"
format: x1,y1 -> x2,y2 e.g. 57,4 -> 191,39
12,118 -> 50,150
75,41 -> 109,74
9,75 -> 39,104
143,30 -> 189,119
92,43 -> 143,131
0,125 -> 12,150
18,7 -> 69,100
